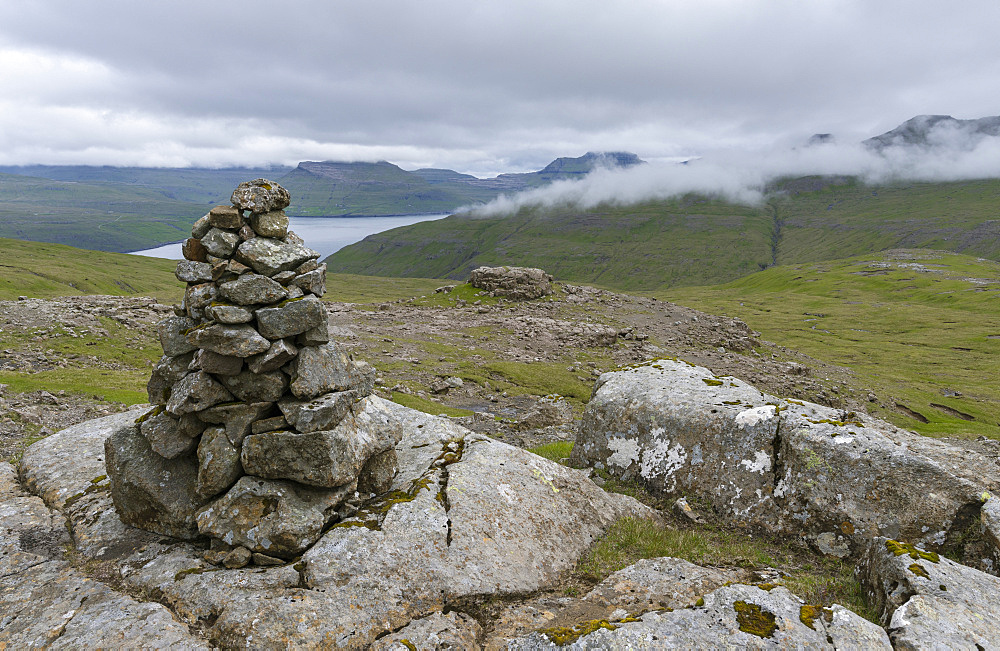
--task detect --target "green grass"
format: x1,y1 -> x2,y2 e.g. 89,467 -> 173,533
389,392 -> 474,418
0,237 -> 182,301
482,360 -> 594,403
664,249 -> 1000,438
0,318 -> 162,404
324,273 -> 445,304
528,441 -> 575,462
578,517 -> 875,622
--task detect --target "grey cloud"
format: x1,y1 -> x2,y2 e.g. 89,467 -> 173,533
2,1 -> 1000,172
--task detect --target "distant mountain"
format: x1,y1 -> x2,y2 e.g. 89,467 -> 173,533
0,165 -> 292,204
864,114 -> 1000,150
274,151 -> 644,216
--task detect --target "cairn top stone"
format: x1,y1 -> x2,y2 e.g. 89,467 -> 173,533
231,178 -> 291,213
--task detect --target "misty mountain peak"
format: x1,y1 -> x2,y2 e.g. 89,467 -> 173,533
865,114 -> 1000,150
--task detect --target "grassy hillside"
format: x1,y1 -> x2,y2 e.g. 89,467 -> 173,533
327,198 -> 774,290
328,178 -> 1000,290
0,173 -> 205,252
0,237 -> 181,301
664,249 -> 1000,439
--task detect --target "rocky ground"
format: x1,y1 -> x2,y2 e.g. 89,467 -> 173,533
0,283 -> 873,462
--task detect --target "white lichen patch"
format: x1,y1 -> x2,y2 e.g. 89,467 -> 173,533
639,432 -> 687,490
496,483 -> 517,505
735,405 -> 776,429
606,436 -> 642,469
739,450 -> 772,474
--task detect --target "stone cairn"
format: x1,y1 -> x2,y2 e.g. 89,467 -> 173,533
105,179 -> 402,568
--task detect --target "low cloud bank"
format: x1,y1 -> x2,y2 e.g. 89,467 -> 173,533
467,124 -> 1000,217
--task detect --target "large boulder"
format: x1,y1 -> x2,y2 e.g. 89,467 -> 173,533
230,178 -> 291,213
859,537 -> 1000,648
573,359 -> 1000,557
469,265 -> 554,300
104,422 -> 211,539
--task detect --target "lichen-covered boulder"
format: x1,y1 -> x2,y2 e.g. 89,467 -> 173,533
468,265 -> 554,300
185,323 -> 271,357
572,360 -> 783,529
196,426 -> 243,498
104,423 -> 211,539
164,370 -> 233,417
231,178 -> 291,213
217,273 -> 288,305
573,359 -> 1000,557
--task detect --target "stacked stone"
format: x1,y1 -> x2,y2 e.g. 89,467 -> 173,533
106,179 -> 401,567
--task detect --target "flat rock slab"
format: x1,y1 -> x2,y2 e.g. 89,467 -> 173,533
1,461 -> 205,648
19,407 -> 148,509
860,537 -> 1000,648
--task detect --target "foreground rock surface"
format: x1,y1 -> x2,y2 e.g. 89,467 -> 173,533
12,399 -> 655,648
860,537 -> 1000,649
572,359 -> 1000,558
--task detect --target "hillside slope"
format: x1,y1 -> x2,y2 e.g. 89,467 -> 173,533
0,173 -> 206,253
327,178 -> 1000,290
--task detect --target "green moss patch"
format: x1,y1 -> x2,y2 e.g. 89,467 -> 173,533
734,600 -> 777,638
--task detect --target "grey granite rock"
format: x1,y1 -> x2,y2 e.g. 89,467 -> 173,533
175,260 -> 213,283
357,448 -> 398,496
255,295 -> 326,340
105,422 -> 211,539
0,558 -> 207,649
286,342 -> 374,399
197,401 -> 273,446
249,209 -> 289,238
218,272 -> 288,305
236,236 -> 318,277
291,264 -> 326,297
191,213 -> 212,238
231,178 -> 291,213
573,359 -> 1000,556
242,396 -> 402,487
196,476 -> 355,558
185,323 -> 271,357
189,348 -> 243,376
370,611 -> 482,650
507,583 -> 888,649
183,281 -> 217,319
201,227 -> 240,258
165,370 -> 234,417
247,338 -> 297,374
147,352 -> 194,404
277,389 -> 364,433
218,369 -> 288,403
204,303 -> 254,324
140,408 -> 197,459
156,315 -> 198,356
196,426 -> 243,498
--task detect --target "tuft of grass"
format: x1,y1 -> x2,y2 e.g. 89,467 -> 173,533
389,391 -> 474,418
577,517 -> 876,623
528,441 -> 574,463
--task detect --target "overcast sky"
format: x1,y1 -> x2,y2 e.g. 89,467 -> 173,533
2,0 -> 999,177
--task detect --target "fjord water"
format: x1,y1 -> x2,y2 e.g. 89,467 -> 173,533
128,213 -> 450,260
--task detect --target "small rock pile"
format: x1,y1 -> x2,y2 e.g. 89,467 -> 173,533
469,265 -> 554,300
105,179 -> 401,567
